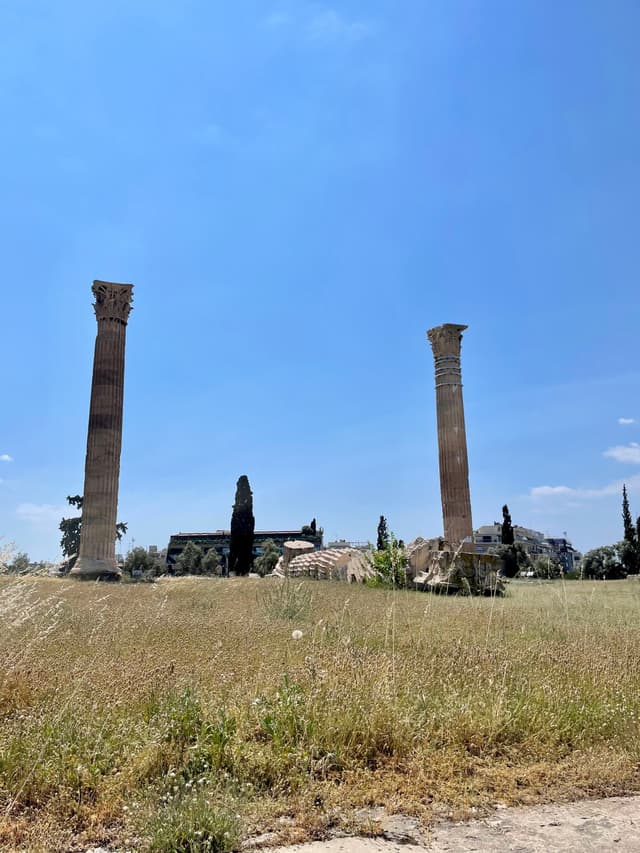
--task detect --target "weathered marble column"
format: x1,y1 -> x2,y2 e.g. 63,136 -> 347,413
427,324 -> 473,547
70,282 -> 133,581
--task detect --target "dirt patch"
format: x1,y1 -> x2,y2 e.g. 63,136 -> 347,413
266,795 -> 640,852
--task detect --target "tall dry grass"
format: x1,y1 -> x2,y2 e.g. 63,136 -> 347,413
0,575 -> 639,851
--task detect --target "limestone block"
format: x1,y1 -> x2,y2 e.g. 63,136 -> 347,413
282,540 -> 316,570
285,548 -> 373,583
411,544 -> 505,596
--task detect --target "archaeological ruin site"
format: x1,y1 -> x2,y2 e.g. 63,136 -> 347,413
70,284 -> 503,593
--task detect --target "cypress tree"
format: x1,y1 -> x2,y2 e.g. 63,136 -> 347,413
622,484 -> 636,543
377,515 -> 389,551
229,475 -> 255,575
501,504 -> 514,545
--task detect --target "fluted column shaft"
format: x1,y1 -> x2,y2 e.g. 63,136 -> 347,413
71,281 -> 133,580
427,324 -> 473,547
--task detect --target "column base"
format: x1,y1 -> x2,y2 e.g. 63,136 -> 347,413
70,557 -> 122,582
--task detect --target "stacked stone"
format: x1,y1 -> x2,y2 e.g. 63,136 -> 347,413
71,282 -> 133,581
275,547 -> 372,583
427,324 -> 473,548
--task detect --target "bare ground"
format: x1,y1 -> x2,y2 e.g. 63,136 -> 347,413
265,795 -> 640,853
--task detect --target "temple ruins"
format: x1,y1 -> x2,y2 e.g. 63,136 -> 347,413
401,323 -> 504,594
427,323 -> 473,547
70,281 -> 133,581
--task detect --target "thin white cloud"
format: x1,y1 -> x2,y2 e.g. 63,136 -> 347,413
530,485 -> 574,498
0,454 -> 13,462
618,417 -> 636,425
265,5 -> 372,43
16,503 -> 67,524
604,443 -> 640,464
306,8 -> 372,42
530,473 -> 640,502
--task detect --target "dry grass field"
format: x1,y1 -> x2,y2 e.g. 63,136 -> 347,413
1,575 -> 639,852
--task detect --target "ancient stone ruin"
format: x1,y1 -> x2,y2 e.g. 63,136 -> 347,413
70,281 -> 133,582
427,323 -> 473,546
415,324 -> 504,595
405,537 -> 504,595
273,543 -> 373,583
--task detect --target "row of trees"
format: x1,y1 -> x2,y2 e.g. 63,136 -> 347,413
54,475 -> 317,580
0,551 -> 52,575
375,507 -> 564,582
579,485 -> 640,580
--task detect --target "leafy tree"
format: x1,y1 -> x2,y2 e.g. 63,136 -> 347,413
301,519 -> 319,537
369,534 -> 407,587
532,556 -> 563,579
201,548 -> 222,576
229,475 -> 255,575
581,545 -> 627,580
124,547 -> 161,578
254,539 -> 280,577
7,552 -> 30,574
376,515 -> 389,552
501,504 -> 514,545
59,494 -> 127,571
175,542 -> 203,576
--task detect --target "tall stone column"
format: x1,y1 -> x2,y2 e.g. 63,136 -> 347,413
70,282 -> 133,581
427,324 -> 473,547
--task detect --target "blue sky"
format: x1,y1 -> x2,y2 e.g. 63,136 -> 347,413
2,0 -> 640,560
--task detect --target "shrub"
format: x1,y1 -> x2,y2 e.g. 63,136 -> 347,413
532,557 -> 563,579
369,535 -> 407,588
254,539 -> 280,577
258,578 -> 314,620
142,789 -> 240,853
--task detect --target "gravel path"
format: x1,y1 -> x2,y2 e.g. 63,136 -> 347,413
267,795 -> 640,853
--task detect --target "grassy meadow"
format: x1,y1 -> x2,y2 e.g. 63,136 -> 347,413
1,575 -> 640,852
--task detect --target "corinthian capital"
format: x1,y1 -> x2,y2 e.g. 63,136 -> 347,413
427,323 -> 468,357
92,281 -> 134,324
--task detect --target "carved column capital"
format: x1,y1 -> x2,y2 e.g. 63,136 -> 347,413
426,323 -> 467,357
427,324 -> 467,389
92,281 -> 134,325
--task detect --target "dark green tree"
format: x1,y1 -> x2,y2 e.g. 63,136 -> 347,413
254,539 -> 280,577
581,545 -> 627,580
175,541 -> 203,575
229,475 -> 255,575
59,494 -> 127,571
621,485 -> 639,573
376,515 -> 389,551
501,504 -> 514,545
124,547 -> 161,578
201,548 -> 221,576
622,484 -> 636,543
490,542 -> 531,578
